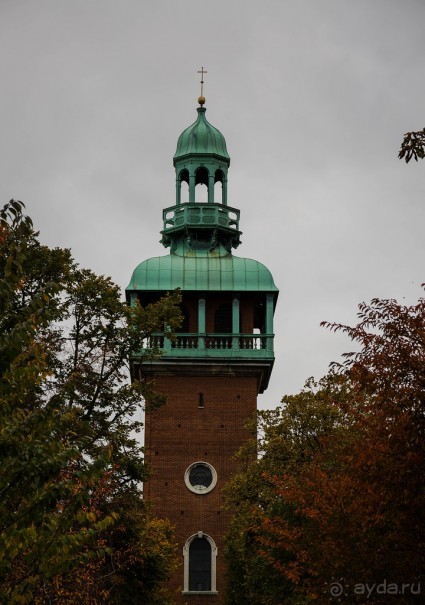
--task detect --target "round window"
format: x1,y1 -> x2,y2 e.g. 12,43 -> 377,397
184,462 -> 217,494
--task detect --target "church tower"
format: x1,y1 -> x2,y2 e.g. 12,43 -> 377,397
126,87 -> 278,603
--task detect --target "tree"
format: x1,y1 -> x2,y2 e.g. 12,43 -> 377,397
224,376 -> 347,605
398,128 -> 425,162
0,200 -> 181,603
226,291 -> 425,604
32,474 -> 178,604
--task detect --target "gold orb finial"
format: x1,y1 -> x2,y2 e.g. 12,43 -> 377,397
198,95 -> 206,106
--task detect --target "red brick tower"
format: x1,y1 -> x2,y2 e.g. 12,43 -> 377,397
126,93 -> 278,603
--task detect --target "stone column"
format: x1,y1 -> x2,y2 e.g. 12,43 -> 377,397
265,293 -> 274,351
189,172 -> 196,203
208,174 -> 215,203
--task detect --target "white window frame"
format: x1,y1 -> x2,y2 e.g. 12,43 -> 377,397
184,461 -> 217,495
182,531 -> 218,595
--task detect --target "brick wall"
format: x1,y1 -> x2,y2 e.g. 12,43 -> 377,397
144,373 -> 258,604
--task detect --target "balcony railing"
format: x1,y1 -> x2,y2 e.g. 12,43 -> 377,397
136,333 -> 274,359
162,203 -> 240,232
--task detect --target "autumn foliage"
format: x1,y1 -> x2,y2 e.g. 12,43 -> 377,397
226,290 -> 425,604
0,201 -> 180,603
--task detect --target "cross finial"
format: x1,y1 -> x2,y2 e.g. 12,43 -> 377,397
197,67 -> 207,105
197,66 -> 207,96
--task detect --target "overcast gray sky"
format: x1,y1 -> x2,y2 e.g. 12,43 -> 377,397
1,0 -> 424,408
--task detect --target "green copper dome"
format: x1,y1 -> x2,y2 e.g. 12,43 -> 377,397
174,107 -> 230,162
126,252 -> 278,293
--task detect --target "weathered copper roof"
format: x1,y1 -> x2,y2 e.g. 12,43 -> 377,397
174,107 -> 230,162
126,252 -> 278,292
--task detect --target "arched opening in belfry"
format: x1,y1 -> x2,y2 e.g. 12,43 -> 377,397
179,169 -> 189,204
195,184 -> 208,203
214,181 -> 222,204
195,167 -> 209,203
180,182 -> 189,203
214,169 -> 224,204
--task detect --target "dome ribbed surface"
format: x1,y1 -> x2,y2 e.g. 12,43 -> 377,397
174,107 -> 230,160
127,253 -> 277,292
